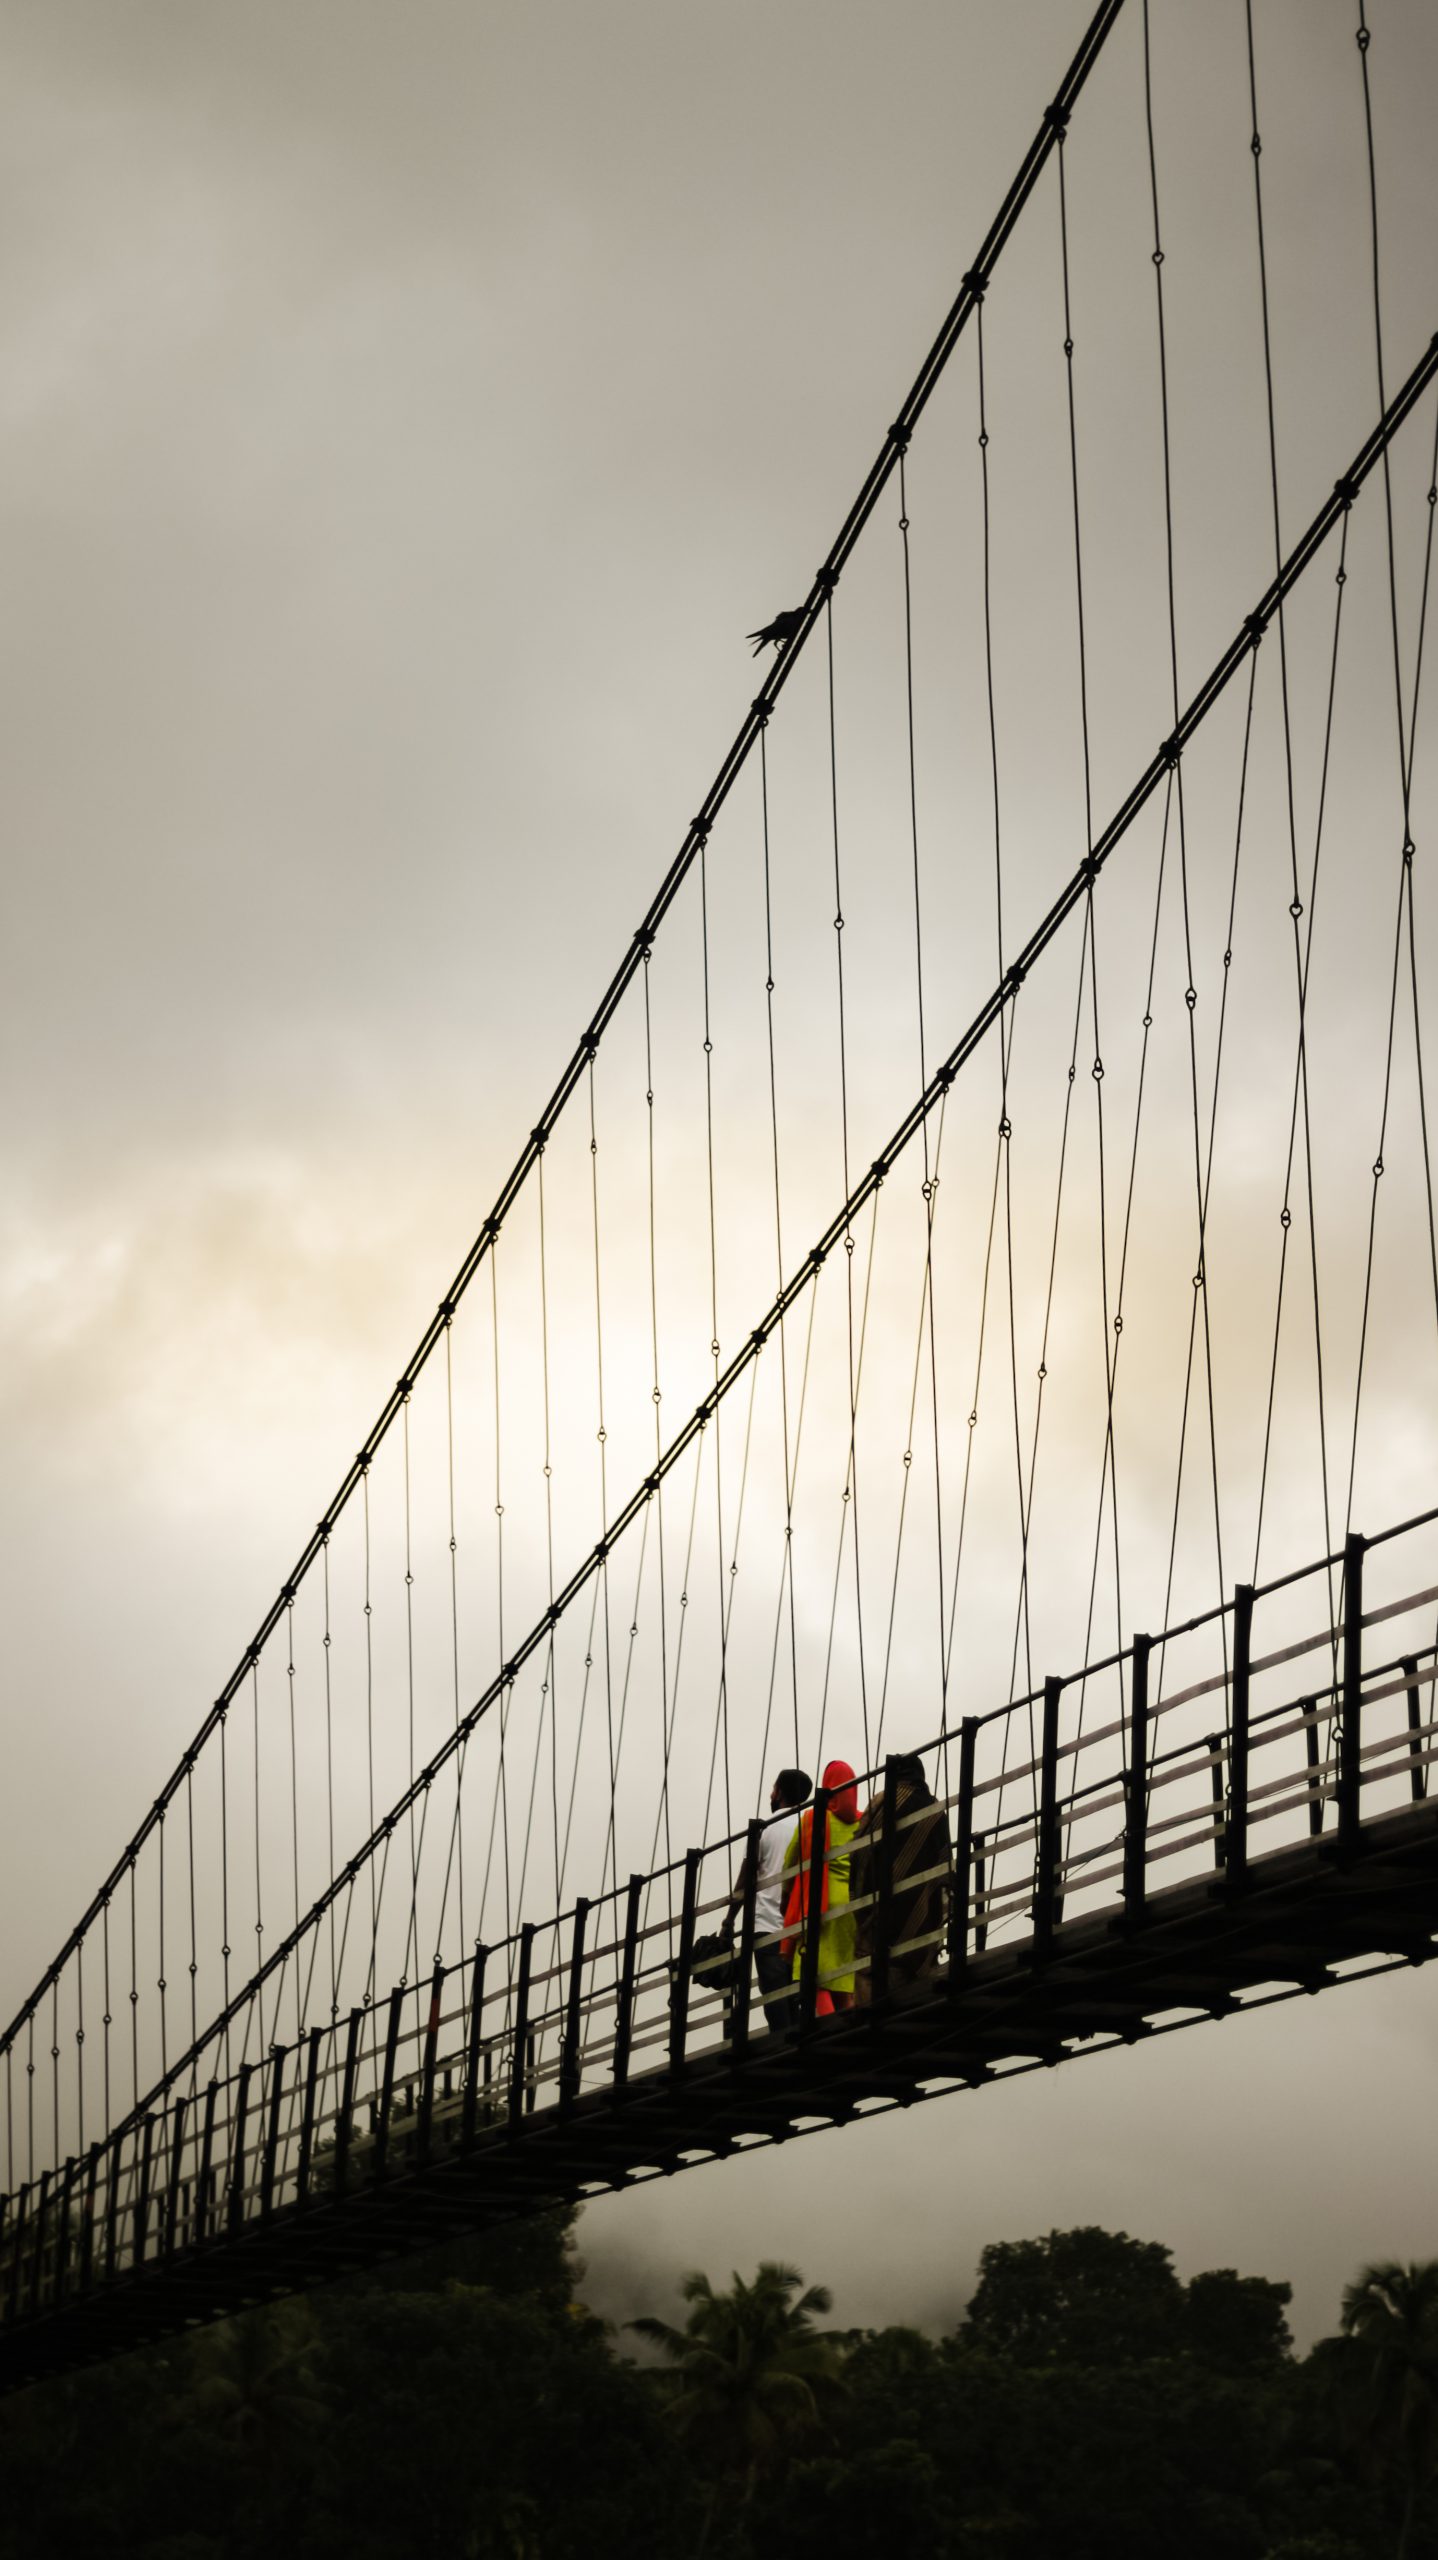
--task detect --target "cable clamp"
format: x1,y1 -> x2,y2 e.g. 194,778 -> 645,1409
690,817 -> 711,844
1160,731 -> 1182,769
504,1661 -> 518,1685
1079,854 -> 1100,883
809,1243 -> 828,1268
1333,474 -> 1360,509
397,1377 -> 412,1399
581,1033 -> 600,1062
871,1154 -> 889,1182
645,1472 -> 660,1496
531,1125 -> 548,1150
438,1300 -> 455,1321
632,928 -> 653,955
814,564 -> 839,597
887,420 -> 912,454
357,1449 -> 372,1472
752,695 -> 773,721
750,1324 -> 768,1350
1043,100 -> 1071,135
1243,608 -> 1268,643
1003,960 -> 1027,993
281,1583 -> 295,1604
962,266 -> 989,301
483,1216 -> 502,1242
247,1645 -> 260,1666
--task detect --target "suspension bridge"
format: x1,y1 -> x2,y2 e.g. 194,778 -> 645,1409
3,0 -> 1437,2394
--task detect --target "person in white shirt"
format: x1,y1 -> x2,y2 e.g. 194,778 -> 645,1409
725,1768 -> 812,2035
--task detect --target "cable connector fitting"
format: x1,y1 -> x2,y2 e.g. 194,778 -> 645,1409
1334,474 -> 1360,508
1160,731 -> 1183,769
887,420 -> 912,454
1243,608 -> 1268,643
962,266 -> 989,300
814,564 -> 838,597
1043,100 -> 1071,135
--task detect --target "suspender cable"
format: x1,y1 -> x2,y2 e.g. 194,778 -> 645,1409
826,599 -> 871,1770
1253,515 -> 1351,1582
1343,3 -> 1438,1531
759,719 -> 802,1769
1242,0 -> 1334,1599
641,946 -> 674,1881
699,839 -> 733,1840
1145,0 -> 1228,1647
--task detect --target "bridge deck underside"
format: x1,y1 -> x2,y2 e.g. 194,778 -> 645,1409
4,1802 -> 1436,2396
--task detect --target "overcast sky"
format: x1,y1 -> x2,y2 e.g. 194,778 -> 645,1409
3,0 -> 1437,2351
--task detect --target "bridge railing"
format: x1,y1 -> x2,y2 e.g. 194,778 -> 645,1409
2,1514 -> 1435,2338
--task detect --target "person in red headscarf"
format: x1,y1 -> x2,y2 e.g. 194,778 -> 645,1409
780,1758 -> 860,2015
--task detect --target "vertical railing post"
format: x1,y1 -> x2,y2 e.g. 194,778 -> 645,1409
1227,1586 -> 1253,1893
948,1720 -> 978,1993
260,2046 -> 287,2223
1033,1679 -> 1062,1961
7,2187 -> 28,2327
373,1987 -> 405,2179
103,2131 -> 123,2279
872,1759 -> 900,2008
731,1823 -> 763,2059
1123,1636 -> 1151,1924
613,1879 -> 643,2092
1402,1657 -> 1427,1803
1339,1531 -> 1365,1853
668,1851 -> 701,2074
508,1925 -> 536,2132
461,1947 -> 489,2146
1303,1697 -> 1324,1836
333,2007 -> 363,2197
560,1902 -> 590,2116
417,1962 -> 446,2161
973,1829 -> 989,1953
29,2172 -> 52,2318
194,2082 -> 218,2245
55,2156 -> 77,2303
798,1789 -> 830,2030
131,2121 -> 154,2274
162,2096 -> 188,2257
296,2026 -> 323,2205
79,2142 -> 100,2291
1206,1736 -> 1226,1869
227,2066 -> 252,2238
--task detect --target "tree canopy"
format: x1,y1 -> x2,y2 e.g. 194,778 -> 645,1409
0,2217 -> 1431,2559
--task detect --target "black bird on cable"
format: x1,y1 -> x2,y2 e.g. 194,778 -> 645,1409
747,606 -> 805,656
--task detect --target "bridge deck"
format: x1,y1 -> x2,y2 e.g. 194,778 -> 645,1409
5,1793 -> 1434,2396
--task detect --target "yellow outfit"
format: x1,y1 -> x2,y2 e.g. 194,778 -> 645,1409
783,1811 -> 858,1997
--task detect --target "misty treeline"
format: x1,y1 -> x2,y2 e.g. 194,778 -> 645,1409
1,2214 -> 1435,2559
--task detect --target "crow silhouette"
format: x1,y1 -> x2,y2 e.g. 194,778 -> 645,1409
747,607 -> 805,656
